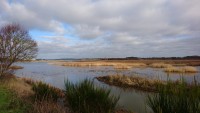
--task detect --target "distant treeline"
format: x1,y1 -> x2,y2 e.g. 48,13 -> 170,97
35,55 -> 200,61
99,56 -> 200,60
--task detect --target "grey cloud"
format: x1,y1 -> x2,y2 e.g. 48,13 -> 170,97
0,0 -> 200,58
74,24 -> 103,39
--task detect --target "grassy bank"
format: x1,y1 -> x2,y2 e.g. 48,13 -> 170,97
0,85 -> 28,113
0,75 -> 67,113
0,75 -> 130,113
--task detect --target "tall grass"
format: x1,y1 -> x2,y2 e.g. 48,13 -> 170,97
97,75 -> 162,92
164,66 -> 198,73
65,79 -> 119,113
150,63 -> 173,68
113,65 -> 132,70
147,81 -> 200,113
32,81 -> 63,101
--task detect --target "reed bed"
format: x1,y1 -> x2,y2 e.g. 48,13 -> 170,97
9,65 -> 24,70
113,65 -> 132,70
61,62 -> 146,69
97,75 -> 163,92
150,63 -> 173,68
65,79 -> 119,113
164,66 -> 198,73
32,81 -> 64,101
147,81 -> 200,113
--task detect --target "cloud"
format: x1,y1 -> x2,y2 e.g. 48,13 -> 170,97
0,0 -> 200,58
73,24 -> 103,39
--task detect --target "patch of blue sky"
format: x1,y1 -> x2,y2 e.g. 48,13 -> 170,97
164,34 -> 191,40
29,29 -> 55,41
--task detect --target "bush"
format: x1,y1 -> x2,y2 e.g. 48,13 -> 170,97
65,79 -> 119,113
147,81 -> 200,113
32,82 -> 61,101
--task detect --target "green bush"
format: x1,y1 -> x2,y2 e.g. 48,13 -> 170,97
147,81 -> 200,113
32,82 -> 60,101
65,79 -> 119,113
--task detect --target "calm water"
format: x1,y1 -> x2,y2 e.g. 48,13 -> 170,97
14,62 -> 200,113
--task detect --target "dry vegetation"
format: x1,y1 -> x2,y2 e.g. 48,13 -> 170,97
9,65 -> 24,70
97,75 -> 164,92
0,75 -> 69,113
164,66 -> 198,73
48,59 -> 200,71
1,75 -> 129,113
150,63 -> 173,68
61,62 -> 146,68
113,65 -> 132,70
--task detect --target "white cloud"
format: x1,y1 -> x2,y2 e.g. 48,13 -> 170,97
74,24 -> 103,39
0,0 -> 200,58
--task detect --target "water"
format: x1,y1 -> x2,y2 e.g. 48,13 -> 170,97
14,62 -> 200,113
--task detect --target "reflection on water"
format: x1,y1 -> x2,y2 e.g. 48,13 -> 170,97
15,62 -> 200,113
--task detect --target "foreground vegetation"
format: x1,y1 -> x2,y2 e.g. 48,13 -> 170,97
65,79 -> 119,113
0,75 -> 128,113
0,84 -> 28,113
0,75 -> 66,113
147,81 -> 200,113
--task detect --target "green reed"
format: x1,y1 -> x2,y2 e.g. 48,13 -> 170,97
65,79 -> 119,113
147,80 -> 200,113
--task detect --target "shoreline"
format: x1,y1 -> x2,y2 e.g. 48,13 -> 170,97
0,74 -> 130,113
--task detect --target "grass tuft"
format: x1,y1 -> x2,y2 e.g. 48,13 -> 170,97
147,81 -> 200,113
65,79 -> 119,113
32,81 -> 63,101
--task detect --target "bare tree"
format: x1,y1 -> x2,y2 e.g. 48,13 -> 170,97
0,24 -> 38,76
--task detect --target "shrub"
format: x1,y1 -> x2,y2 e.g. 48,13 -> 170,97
65,79 -> 119,113
32,82 -> 62,101
147,81 -> 200,113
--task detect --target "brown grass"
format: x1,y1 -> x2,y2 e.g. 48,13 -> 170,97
29,100 -> 67,113
2,77 -> 34,98
113,65 -> 132,70
164,66 -> 198,73
47,59 -> 200,66
150,63 -> 173,68
9,65 -> 24,70
0,75 -> 69,113
59,61 -> 146,70
97,75 -> 163,92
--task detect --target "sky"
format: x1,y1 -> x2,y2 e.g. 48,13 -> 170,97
0,0 -> 200,59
